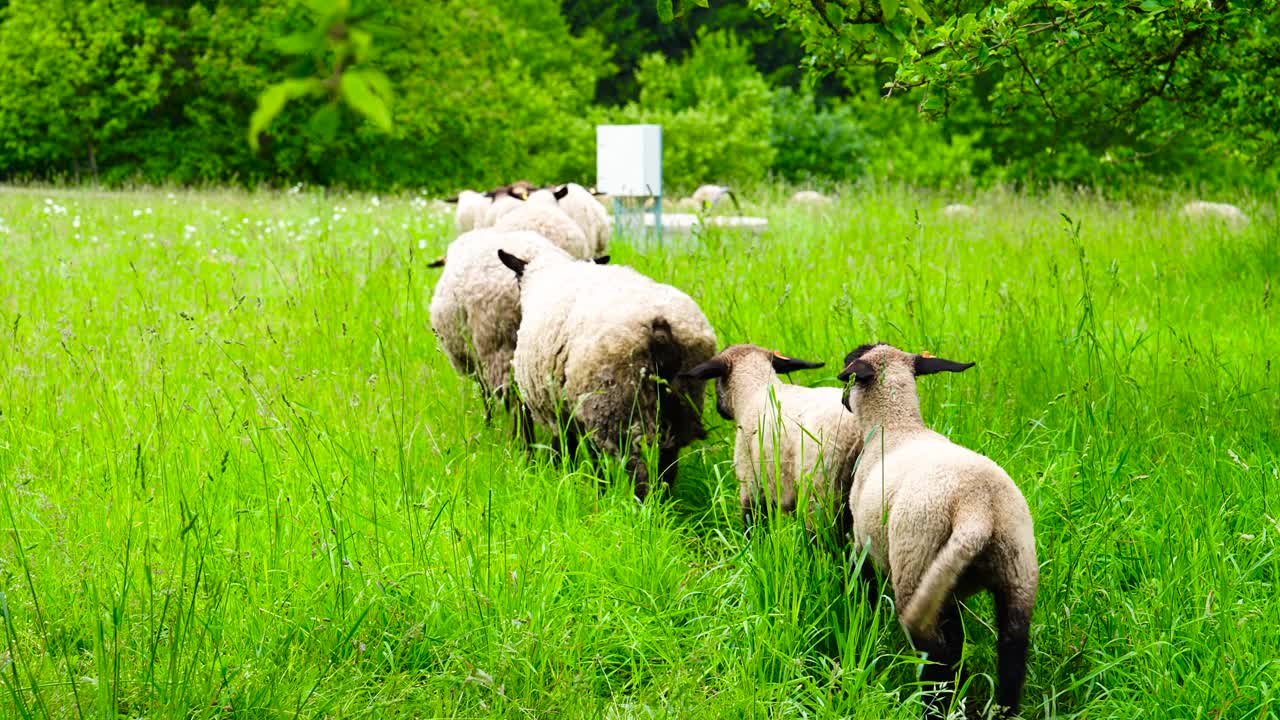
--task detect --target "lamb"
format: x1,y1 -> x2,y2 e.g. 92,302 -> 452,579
428,229 -> 602,408
497,250 -> 717,499
1181,200 -> 1249,227
493,189 -> 593,258
836,342 -> 1037,720
681,344 -> 859,535
556,182 -> 610,255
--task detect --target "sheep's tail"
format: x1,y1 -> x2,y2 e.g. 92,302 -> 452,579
900,504 -> 992,636
648,317 -> 681,381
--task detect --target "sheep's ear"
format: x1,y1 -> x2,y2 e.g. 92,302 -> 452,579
913,353 -> 975,376
680,359 -> 728,381
771,352 -> 824,375
592,255 -> 610,265
444,195 -> 460,204
837,359 -> 876,385
843,343 -> 881,368
427,255 -> 446,268
553,185 -> 570,201
497,249 -> 528,277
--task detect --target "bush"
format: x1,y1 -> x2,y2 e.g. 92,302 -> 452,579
768,87 -> 870,184
0,0 -> 612,191
605,29 -> 774,193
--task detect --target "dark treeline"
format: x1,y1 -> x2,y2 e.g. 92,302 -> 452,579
0,0 -> 1271,193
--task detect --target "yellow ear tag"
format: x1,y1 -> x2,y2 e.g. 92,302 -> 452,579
773,351 -> 790,360
920,351 -> 935,358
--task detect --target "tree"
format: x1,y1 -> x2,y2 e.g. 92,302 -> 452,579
735,1 -> 1279,174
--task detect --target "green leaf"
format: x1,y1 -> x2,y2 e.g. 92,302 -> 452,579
903,0 -> 931,25
847,0 -> 861,16
340,70 -> 392,132
248,78 -> 318,150
880,0 -> 898,22
349,28 -> 373,62
657,0 -> 673,23
308,104 -> 341,144
274,31 -> 319,56
827,3 -> 845,26
692,0 -> 710,7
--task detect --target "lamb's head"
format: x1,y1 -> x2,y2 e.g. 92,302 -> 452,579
680,344 -> 824,420
836,342 -> 973,421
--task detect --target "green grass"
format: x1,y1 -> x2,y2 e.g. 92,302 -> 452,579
0,184 -> 1277,718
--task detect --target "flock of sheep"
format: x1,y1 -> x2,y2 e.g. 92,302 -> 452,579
427,181 -> 1044,719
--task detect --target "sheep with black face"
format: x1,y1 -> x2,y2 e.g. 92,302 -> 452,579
838,342 -> 1037,720
497,249 -> 717,499
682,344 -> 858,535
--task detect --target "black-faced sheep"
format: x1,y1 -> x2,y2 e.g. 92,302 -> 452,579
838,342 -> 1037,720
682,344 -> 858,535
498,249 -> 717,499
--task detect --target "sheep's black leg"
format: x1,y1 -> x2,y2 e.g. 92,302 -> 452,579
911,601 -> 964,720
513,402 -> 536,449
850,550 -> 883,609
657,446 -> 680,490
994,588 -> 1031,718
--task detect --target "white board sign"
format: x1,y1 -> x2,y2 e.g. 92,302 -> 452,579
596,124 -> 662,197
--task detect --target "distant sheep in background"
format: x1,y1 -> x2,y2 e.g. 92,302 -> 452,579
790,190 -> 833,207
941,203 -> 977,218
1181,201 -> 1249,227
691,184 -> 741,212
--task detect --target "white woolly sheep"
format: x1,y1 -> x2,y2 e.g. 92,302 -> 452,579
497,250 -> 717,499
450,190 -> 491,234
941,203 -> 977,218
478,195 -> 527,228
790,190 -> 833,207
429,229 -> 600,411
691,184 -> 740,211
837,342 -> 1037,719
682,344 -> 859,534
493,192 -> 593,258
1181,200 -> 1249,227
556,182 -> 610,256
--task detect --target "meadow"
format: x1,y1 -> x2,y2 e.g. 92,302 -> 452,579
0,184 -> 1277,719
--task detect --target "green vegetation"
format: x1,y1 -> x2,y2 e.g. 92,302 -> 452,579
3,0 -> 1276,191
2,186 -> 1277,717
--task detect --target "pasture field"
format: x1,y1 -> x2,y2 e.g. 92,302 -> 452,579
0,185 -> 1277,719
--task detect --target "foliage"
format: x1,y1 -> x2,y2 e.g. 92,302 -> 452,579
0,0 -> 171,181
768,88 -> 869,183
1,186 -> 1278,716
0,0 -> 611,191
607,30 -> 776,192
745,0 -> 1280,183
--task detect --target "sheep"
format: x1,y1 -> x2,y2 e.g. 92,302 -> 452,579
941,203 -> 977,218
479,194 -> 526,228
1181,200 -> 1249,227
836,342 -> 1037,720
483,180 -> 535,199
556,182 -> 610,256
497,250 -> 717,499
449,190 -> 491,234
493,190 -> 593,258
428,229 -> 604,411
790,190 -> 833,207
691,184 -> 740,211
681,344 -> 859,535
